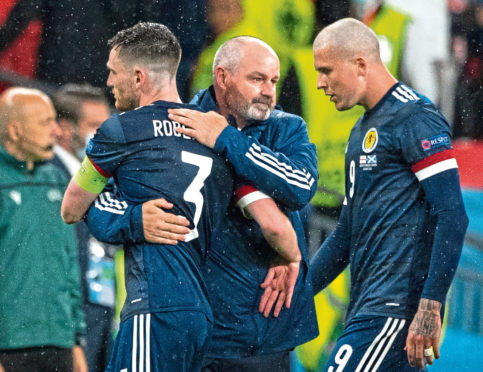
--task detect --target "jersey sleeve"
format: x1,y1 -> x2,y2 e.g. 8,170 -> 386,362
85,181 -> 145,245
213,114 -> 318,211
418,170 -> 468,303
396,106 -> 468,303
310,205 -> 350,294
396,107 -> 456,179
85,114 -> 126,178
233,184 -> 271,219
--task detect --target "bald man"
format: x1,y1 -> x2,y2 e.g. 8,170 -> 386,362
85,36 -> 319,371
309,18 -> 468,371
0,88 -> 87,372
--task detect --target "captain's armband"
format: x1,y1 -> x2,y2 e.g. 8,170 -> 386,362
73,156 -> 109,194
235,185 -> 270,219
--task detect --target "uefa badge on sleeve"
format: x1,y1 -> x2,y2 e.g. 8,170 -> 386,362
362,128 -> 378,153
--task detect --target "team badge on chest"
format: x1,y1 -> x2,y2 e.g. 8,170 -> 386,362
362,128 -> 378,153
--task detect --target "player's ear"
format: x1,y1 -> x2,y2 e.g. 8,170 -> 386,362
133,66 -> 145,88
355,57 -> 367,77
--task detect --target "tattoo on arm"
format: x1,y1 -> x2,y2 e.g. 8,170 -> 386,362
409,299 -> 442,338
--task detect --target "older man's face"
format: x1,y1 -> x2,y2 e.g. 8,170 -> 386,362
18,97 -> 60,162
223,44 -> 280,122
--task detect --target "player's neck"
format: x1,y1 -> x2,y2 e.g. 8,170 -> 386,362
139,80 -> 182,106
363,66 -> 398,110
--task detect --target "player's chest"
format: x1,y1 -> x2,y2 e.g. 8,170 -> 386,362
345,124 -> 404,186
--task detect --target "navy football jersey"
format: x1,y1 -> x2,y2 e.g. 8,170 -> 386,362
86,100 -> 234,321
344,82 -> 458,321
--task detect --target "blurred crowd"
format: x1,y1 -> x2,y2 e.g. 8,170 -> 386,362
0,1 -> 481,372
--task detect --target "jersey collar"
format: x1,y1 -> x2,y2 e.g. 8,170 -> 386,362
363,81 -> 401,120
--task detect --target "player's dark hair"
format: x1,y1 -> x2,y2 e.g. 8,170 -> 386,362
54,83 -> 108,124
108,22 -> 181,76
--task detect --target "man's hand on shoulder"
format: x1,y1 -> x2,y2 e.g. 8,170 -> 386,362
142,198 -> 190,245
405,298 -> 442,370
168,109 -> 228,148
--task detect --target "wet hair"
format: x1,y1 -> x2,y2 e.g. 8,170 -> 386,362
313,18 -> 380,61
108,22 -> 181,77
54,83 -> 108,124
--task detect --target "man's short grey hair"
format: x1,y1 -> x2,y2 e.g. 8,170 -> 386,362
313,18 -> 380,61
212,36 -> 277,78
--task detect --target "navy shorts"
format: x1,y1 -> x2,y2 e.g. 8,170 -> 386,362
106,311 -> 211,372
202,350 -> 290,372
323,315 -> 426,372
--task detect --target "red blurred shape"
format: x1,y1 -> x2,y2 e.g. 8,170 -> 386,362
453,139 -> 483,189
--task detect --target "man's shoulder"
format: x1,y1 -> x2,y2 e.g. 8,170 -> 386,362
267,109 -> 305,127
389,97 -> 448,136
191,87 -> 217,112
387,84 -> 440,120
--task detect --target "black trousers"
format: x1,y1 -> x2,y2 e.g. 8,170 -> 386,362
0,346 -> 73,372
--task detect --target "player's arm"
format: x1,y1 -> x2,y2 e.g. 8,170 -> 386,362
86,183 -> 190,245
61,156 -> 109,224
237,185 -> 301,263
309,203 -> 350,294
235,184 -> 302,317
405,152 -> 468,369
397,110 -> 469,369
168,109 -> 318,210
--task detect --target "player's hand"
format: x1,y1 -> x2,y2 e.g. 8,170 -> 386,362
142,198 -> 190,245
73,345 -> 88,372
259,257 -> 300,318
405,298 -> 442,370
168,109 -> 228,148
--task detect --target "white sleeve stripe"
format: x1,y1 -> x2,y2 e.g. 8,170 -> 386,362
414,158 -> 458,181
236,190 -> 270,210
392,91 -> 408,103
94,192 -> 127,215
250,143 -> 312,179
247,145 -> 315,186
246,152 -> 312,190
396,86 -> 414,101
400,84 -> 419,100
